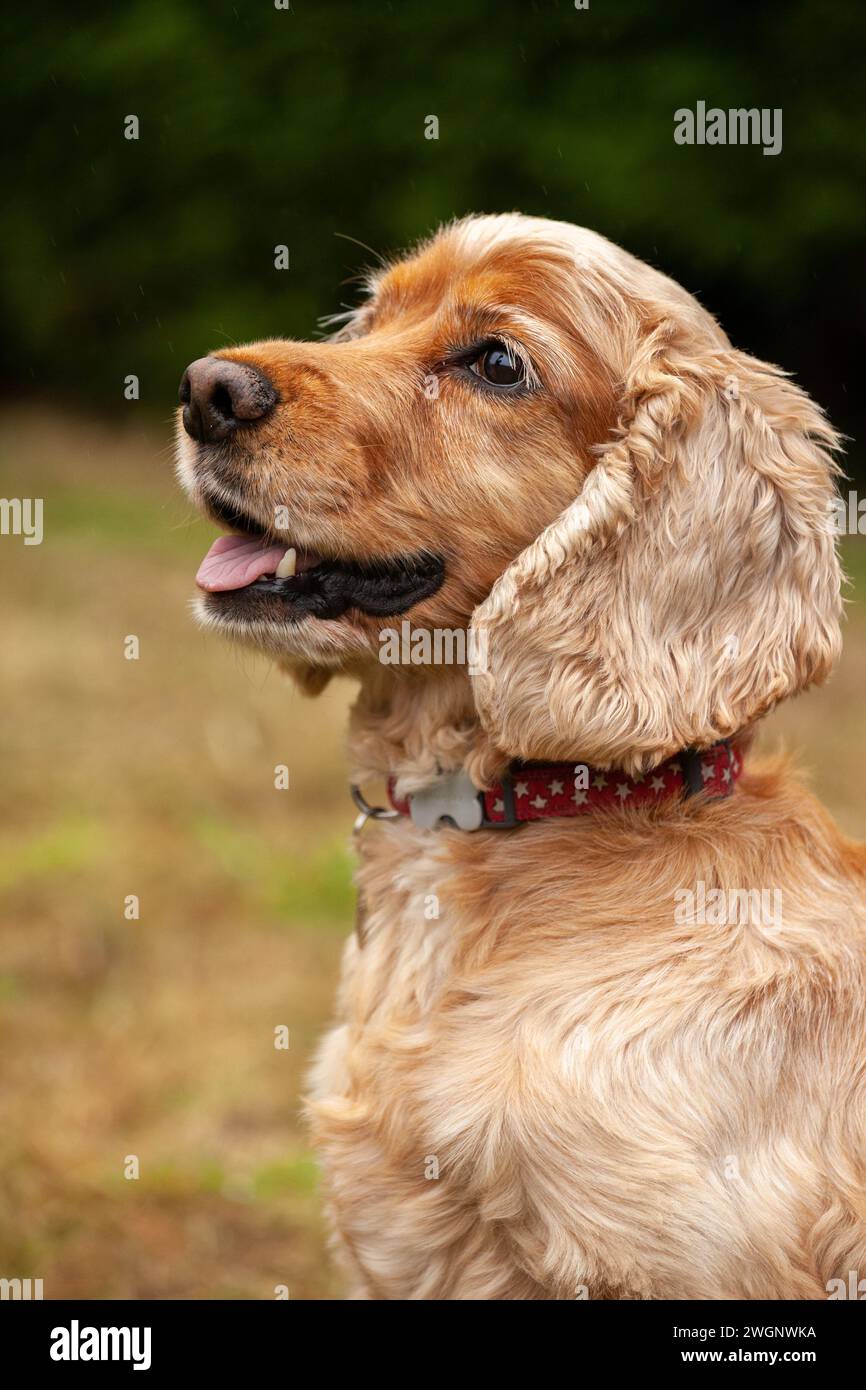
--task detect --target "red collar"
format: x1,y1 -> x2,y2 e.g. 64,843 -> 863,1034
386,741 -> 742,831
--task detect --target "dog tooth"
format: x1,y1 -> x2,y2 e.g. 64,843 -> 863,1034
276,547 -> 297,579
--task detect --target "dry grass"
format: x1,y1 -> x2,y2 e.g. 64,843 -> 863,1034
1,406 -> 864,1300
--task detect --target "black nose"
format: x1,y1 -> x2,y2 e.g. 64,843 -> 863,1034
178,357 -> 278,443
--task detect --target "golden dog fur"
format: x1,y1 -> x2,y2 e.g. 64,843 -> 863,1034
178,214 -> 866,1299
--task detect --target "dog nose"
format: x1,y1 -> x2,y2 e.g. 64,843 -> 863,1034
179,357 -> 278,442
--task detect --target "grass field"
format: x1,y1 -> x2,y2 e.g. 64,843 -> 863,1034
1,406 -> 865,1300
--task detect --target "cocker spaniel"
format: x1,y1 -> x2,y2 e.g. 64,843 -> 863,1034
176,213 -> 866,1300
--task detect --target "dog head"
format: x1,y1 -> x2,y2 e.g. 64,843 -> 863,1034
177,213 -> 842,768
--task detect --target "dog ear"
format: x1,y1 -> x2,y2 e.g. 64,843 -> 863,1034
470,321 -> 843,775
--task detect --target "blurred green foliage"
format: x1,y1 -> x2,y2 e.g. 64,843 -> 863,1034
2,0 -> 864,469
192,814 -> 354,928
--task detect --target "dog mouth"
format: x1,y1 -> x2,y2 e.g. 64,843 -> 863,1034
195,498 -> 444,622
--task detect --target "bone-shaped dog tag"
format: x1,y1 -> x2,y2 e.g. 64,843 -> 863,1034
409,769 -> 484,831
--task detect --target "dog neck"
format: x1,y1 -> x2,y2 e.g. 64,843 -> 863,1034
348,664 -> 503,795
347,663 -> 751,807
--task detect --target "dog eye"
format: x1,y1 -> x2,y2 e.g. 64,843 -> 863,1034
470,342 -> 525,388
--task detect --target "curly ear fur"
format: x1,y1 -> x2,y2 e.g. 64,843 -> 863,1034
471,318 -> 844,776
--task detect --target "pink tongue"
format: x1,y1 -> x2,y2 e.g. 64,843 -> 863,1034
196,534 -> 289,592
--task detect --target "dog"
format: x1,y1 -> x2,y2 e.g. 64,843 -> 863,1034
176,213 -> 866,1300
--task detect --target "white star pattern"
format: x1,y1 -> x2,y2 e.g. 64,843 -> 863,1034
472,751 -> 741,823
